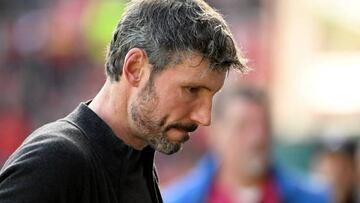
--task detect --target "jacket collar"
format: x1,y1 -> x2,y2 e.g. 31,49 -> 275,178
64,102 -> 156,184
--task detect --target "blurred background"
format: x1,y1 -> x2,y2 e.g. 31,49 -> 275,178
0,0 -> 359,202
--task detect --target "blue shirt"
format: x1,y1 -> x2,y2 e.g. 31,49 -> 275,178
162,153 -> 330,203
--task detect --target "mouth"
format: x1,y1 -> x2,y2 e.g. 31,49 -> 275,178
165,123 -> 198,133
164,122 -> 198,144
181,132 -> 190,142
167,128 -> 191,144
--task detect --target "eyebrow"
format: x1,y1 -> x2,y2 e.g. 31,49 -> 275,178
187,84 -> 214,93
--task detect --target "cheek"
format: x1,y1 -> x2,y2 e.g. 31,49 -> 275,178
162,102 -> 193,122
156,90 -> 194,119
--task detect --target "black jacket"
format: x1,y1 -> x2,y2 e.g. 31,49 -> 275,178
0,102 -> 163,203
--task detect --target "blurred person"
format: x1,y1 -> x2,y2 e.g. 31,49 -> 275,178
356,142 -> 360,203
162,86 -> 330,203
312,138 -> 358,203
0,0 -> 248,203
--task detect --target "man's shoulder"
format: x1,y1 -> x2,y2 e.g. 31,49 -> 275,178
0,120 -> 92,203
28,118 -> 85,144
2,119 -> 90,173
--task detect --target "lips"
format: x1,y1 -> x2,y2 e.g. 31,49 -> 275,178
181,132 -> 190,142
184,125 -> 198,133
165,123 -> 198,133
167,128 -> 190,143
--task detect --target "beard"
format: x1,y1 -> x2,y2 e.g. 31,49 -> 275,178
129,78 -> 197,155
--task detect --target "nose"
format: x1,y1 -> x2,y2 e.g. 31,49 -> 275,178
190,100 -> 212,126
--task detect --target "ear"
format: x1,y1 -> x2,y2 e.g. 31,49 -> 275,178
122,48 -> 148,87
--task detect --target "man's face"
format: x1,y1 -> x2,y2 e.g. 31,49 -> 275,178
216,98 -> 270,177
314,152 -> 356,191
129,53 -> 226,155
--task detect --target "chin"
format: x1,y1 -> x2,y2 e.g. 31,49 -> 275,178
153,142 -> 183,155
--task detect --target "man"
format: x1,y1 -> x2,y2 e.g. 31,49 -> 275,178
312,138 -> 358,203
0,0 -> 247,202
163,86 -> 330,203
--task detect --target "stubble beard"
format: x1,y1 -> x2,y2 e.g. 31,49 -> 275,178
129,80 -> 182,155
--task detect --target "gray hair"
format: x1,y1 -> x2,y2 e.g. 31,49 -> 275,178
105,0 -> 248,81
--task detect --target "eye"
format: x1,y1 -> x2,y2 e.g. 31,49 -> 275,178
187,87 -> 200,94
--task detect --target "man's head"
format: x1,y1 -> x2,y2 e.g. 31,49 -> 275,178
210,86 -> 271,179
105,0 -> 247,81
312,138 -> 358,202
103,0 -> 247,155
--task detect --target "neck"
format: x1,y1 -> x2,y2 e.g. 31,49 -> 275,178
89,79 -> 147,150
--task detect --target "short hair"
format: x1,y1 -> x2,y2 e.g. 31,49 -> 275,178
105,0 -> 248,81
317,137 -> 358,159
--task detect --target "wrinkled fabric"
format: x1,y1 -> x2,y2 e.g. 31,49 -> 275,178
0,102 -> 163,203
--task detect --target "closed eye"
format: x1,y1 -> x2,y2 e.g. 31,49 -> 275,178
187,87 -> 200,94
182,85 -> 211,96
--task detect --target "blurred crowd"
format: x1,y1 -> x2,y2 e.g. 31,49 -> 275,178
160,84 -> 360,203
0,0 -> 124,163
0,0 -> 359,203
0,0 -> 267,171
